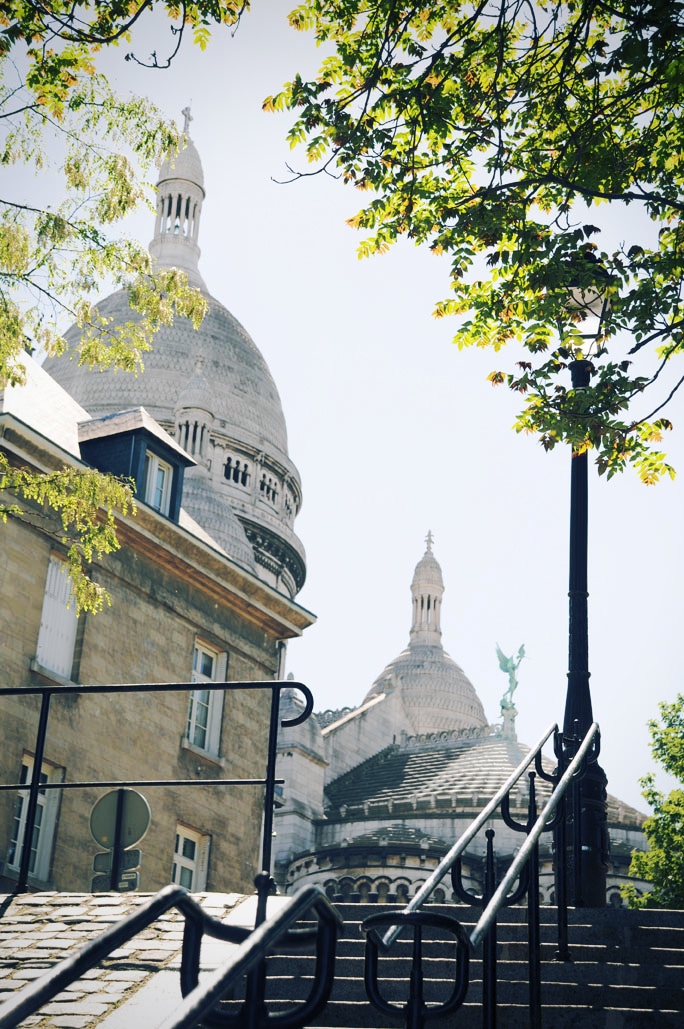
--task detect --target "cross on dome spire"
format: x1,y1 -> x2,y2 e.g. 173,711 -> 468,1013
425,529 -> 434,552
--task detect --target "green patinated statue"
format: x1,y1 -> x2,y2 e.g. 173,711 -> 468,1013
496,642 -> 525,711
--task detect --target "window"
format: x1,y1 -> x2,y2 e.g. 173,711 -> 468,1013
186,642 -> 227,756
35,555 -> 78,680
143,451 -> 172,515
172,825 -> 210,891
224,456 -> 250,487
7,756 -> 62,884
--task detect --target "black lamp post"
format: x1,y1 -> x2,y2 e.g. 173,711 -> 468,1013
563,357 -> 609,907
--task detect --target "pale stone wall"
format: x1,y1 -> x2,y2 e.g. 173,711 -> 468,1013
273,695 -> 328,883
321,692 -> 406,781
0,493 -> 305,896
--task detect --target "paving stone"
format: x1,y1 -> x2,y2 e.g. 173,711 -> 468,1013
103,969 -> 149,983
66,981 -> 108,995
102,980 -> 135,995
45,1018 -> 91,1028
0,891 -> 248,1029
42,1000 -> 111,1016
32,937 -> 80,950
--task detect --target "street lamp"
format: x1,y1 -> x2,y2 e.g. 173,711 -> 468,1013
561,283 -> 610,908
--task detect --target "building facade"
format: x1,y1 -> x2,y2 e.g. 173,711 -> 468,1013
274,539 -> 648,907
0,126 -> 314,894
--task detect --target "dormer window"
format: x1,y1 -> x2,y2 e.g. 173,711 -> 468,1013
78,407 -> 195,526
144,451 -> 172,515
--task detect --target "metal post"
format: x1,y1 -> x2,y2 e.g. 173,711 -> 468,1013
482,829 -> 497,1029
18,690 -> 52,892
110,789 -> 125,891
563,360 -> 608,907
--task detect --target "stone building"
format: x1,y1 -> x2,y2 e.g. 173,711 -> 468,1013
274,538 -> 648,906
0,125 -> 314,894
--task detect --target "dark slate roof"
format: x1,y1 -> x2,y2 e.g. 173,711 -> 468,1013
325,733 -> 533,816
333,825 -> 450,852
324,732 -> 646,827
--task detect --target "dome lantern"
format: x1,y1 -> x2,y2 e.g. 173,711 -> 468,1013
149,107 -> 207,291
409,530 -> 444,646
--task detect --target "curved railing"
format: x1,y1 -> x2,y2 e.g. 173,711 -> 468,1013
377,720 -> 559,951
0,882 -> 343,1029
362,721 -> 603,1029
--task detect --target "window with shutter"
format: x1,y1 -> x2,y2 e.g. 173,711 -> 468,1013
171,824 -> 210,891
35,556 -> 78,680
7,756 -> 62,884
186,641 -> 227,756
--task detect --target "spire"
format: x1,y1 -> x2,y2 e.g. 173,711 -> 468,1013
149,109 -> 207,290
409,531 -> 445,645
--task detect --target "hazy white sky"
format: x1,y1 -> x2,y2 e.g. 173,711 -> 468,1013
29,3 -> 684,812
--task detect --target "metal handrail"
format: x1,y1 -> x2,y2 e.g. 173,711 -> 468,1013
166,885 -> 343,1029
0,883 -> 342,1029
380,720 -> 557,949
362,721 -> 600,1029
0,679 -> 313,905
470,721 -> 599,948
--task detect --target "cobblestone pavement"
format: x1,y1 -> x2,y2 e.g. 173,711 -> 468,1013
0,891 -> 244,1028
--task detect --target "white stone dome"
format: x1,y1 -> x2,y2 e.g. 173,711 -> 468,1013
44,121 -> 306,597
364,536 -> 488,733
49,290 -> 292,457
366,644 -> 487,734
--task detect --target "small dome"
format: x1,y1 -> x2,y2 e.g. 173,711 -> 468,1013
411,532 -> 444,593
179,473 -> 256,570
159,135 -> 205,192
367,644 -> 487,734
364,537 -> 488,733
175,358 -> 214,417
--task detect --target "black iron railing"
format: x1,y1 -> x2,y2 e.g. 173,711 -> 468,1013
362,721 -> 603,1029
0,681 -> 605,1029
0,678 -> 313,920
0,882 -> 342,1029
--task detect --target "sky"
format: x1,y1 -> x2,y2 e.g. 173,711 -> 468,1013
22,3 -> 684,812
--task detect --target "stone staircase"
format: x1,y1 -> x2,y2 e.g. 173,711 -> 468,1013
259,902 -> 684,1028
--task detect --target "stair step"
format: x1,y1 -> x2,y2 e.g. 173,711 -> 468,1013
255,904 -> 684,1026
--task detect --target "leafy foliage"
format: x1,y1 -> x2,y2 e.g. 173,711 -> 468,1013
0,2 -> 248,610
624,695 -> 684,908
0,453 -> 136,613
269,0 -> 684,480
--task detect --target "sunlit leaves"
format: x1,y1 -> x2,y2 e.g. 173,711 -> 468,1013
0,2 -> 236,609
624,694 -> 684,909
278,0 -> 684,479
0,454 -> 136,613
4,2 -> 250,104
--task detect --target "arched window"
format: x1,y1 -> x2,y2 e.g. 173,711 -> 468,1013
224,456 -> 250,489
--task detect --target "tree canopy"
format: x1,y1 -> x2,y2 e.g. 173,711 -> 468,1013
0,2 -> 249,610
268,0 -> 684,483
624,694 -> 684,909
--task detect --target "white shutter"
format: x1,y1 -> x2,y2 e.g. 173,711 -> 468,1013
206,651 -> 227,755
35,557 -> 78,679
195,834 -> 211,891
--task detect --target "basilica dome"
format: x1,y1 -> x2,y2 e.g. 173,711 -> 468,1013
44,118 -> 305,597
364,535 -> 488,733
